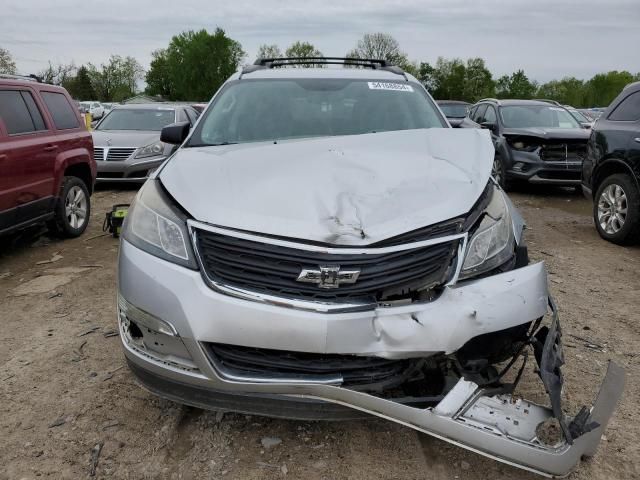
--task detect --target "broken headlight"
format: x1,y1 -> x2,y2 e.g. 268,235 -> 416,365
122,179 -> 197,269
459,187 -> 515,279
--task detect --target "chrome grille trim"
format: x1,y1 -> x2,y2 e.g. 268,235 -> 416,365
105,147 -> 136,161
187,220 -> 467,313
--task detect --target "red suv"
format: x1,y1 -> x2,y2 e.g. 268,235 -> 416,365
0,76 -> 96,237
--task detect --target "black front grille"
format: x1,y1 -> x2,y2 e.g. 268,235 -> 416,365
541,142 -> 587,162
206,343 -> 415,389
195,229 -> 458,302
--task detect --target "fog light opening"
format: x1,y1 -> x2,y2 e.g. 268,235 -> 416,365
128,320 -> 143,340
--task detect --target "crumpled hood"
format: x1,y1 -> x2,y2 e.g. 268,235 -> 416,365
92,130 -> 160,148
160,128 -> 494,245
502,127 -> 590,141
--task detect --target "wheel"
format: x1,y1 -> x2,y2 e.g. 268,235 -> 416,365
594,173 -> 640,245
492,155 -> 510,190
49,176 -> 91,238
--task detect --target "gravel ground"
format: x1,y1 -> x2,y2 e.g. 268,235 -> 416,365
1,185 -> 638,480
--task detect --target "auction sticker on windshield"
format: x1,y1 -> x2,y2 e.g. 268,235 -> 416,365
368,82 -> 414,92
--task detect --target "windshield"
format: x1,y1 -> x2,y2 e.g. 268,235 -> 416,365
500,105 -> 581,129
439,104 -> 468,118
96,109 -> 176,131
568,109 -> 590,123
188,79 -> 446,146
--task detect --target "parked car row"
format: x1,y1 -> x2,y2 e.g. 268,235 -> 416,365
0,60 -> 632,478
438,92 -> 640,245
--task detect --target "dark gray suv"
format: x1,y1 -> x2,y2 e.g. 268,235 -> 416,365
466,99 -> 590,188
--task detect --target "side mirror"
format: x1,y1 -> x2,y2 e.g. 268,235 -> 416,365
581,122 -> 592,129
160,121 -> 191,145
480,121 -> 497,133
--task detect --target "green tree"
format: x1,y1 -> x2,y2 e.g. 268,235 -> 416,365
146,28 -> 245,101
462,58 -> 495,101
347,33 -> 409,68
583,71 -> 636,107
496,70 -> 537,99
145,49 -> 173,99
415,62 -> 437,92
88,55 -> 144,102
0,46 -> 16,74
284,41 -> 323,67
256,44 -> 282,60
536,77 -> 585,106
66,66 -> 96,100
429,57 -> 467,100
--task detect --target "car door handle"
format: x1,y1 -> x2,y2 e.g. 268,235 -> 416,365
43,145 -> 58,152
0,154 -> 6,161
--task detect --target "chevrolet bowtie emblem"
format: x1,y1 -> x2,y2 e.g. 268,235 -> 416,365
296,265 -> 360,289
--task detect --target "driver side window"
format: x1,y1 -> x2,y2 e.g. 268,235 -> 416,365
483,105 -> 497,124
472,104 -> 487,123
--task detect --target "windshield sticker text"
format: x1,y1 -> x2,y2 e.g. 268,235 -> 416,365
368,82 -> 414,92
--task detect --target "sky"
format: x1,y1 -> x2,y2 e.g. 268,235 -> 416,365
2,0 -> 639,83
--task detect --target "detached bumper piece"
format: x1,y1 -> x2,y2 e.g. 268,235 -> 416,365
124,298 -> 624,477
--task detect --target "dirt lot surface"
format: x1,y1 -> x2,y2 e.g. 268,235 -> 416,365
1,185 -> 639,480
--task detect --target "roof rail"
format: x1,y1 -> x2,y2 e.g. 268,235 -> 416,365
242,57 -> 405,77
0,73 -> 41,83
477,98 -> 501,105
533,98 -> 562,106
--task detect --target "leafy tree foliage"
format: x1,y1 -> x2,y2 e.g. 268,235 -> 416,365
347,33 -> 409,69
145,49 -> 173,99
65,66 -> 97,100
0,46 -> 16,74
582,71 -> 638,107
496,70 -> 538,99
284,41 -> 323,67
88,55 -> 144,102
256,44 -> 282,60
537,77 -> 586,106
146,28 -> 245,100
415,57 -> 494,102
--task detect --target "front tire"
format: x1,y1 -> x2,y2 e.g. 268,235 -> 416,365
594,173 -> 640,245
49,176 -> 91,238
492,154 -> 510,190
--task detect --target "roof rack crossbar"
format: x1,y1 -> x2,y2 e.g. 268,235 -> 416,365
532,98 -> 562,106
242,57 -> 405,77
0,73 -> 41,83
254,57 -> 390,68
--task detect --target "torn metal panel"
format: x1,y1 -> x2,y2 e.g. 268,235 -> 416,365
121,297 -> 624,478
159,128 -> 494,246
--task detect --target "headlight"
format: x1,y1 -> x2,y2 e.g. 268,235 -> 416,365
122,179 -> 197,269
135,141 -> 166,159
508,139 -> 539,152
460,187 -> 515,279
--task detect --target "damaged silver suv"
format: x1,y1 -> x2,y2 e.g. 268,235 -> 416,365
117,57 -> 624,477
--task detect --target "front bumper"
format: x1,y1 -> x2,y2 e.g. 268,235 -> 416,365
507,150 -> 582,185
96,157 -> 166,183
118,240 -> 624,477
